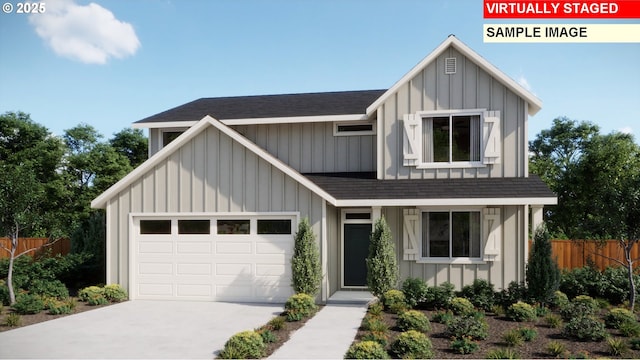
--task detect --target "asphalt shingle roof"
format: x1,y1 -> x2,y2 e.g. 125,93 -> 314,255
304,173 -> 555,200
135,90 -> 386,124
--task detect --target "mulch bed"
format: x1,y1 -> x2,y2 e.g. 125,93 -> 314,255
0,298 -> 113,332
353,307 -> 640,359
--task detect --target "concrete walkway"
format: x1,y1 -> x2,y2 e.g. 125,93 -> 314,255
269,292 -> 373,359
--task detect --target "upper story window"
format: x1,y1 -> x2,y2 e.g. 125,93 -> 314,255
333,121 -> 376,136
403,110 -> 501,168
162,131 -> 184,147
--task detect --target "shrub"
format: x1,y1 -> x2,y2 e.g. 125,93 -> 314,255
619,321 -> 640,337
285,293 -> 317,321
496,281 -> 528,308
78,286 -> 104,302
47,299 -> 75,315
27,279 -> 69,299
559,265 -> 603,299
267,316 -> 285,331
360,331 -> 389,347
533,304 -> 549,317
601,266 -> 640,305
551,290 -> 569,309
607,337 -> 628,356
562,315 -> 608,341
5,312 -> 21,327
502,329 -> 524,347
103,284 -> 127,302
390,330 -> 433,359
490,305 -> 505,316
506,301 -> 536,322
13,293 -> 44,314
397,310 -> 430,332
367,301 -> 383,317
605,307 -> 637,329
630,337 -> 640,350
450,297 -> 475,315
382,289 -> 406,313
546,340 -> 567,358
87,293 -> 108,306
485,348 -> 520,359
362,315 -> 388,333
424,282 -> 455,309
291,218 -> 321,296
446,312 -> 489,340
365,217 -> 398,298
450,336 -> 479,354
559,295 -> 598,321
460,279 -> 495,311
516,326 -> 538,341
0,281 -> 9,306
218,330 -> 265,359
544,313 -> 563,328
526,226 -> 560,305
344,341 -> 389,359
255,327 -> 278,344
401,277 -> 428,308
431,310 -> 454,325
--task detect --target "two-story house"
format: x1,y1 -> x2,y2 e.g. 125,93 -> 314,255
91,36 -> 557,303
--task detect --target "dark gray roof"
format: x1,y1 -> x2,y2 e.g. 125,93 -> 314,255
135,90 -> 386,124
304,173 -> 555,200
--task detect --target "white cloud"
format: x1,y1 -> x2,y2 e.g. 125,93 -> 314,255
28,0 -> 140,64
619,126 -> 633,134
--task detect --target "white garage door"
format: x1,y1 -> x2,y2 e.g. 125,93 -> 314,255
132,215 -> 295,302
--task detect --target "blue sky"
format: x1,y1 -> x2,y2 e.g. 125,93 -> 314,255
1,0 -> 638,142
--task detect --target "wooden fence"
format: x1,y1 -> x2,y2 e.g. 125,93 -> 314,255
529,239 -> 640,271
0,238 -> 71,259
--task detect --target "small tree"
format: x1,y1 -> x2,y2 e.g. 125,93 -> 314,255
291,218 -> 321,296
526,225 -> 560,306
366,216 -> 398,297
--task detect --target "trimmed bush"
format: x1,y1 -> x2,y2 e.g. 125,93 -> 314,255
291,218 -> 321,296
103,284 -> 127,302
366,217 -> 398,298
450,336 -> 479,354
551,290 -> 569,310
78,286 -> 104,302
446,312 -> 489,340
362,315 -> 388,333
431,310 -> 454,325
506,301 -> 536,322
460,279 -> 495,311
27,279 -> 69,299
397,310 -> 430,332
390,330 -> 433,359
605,307 -> 637,329
367,301 -> 383,317
267,316 -> 285,331
424,282 -> 455,309
13,293 -> 44,314
496,281 -> 528,308
344,341 -> 389,359
255,327 -> 278,344
560,295 -> 598,321
381,289 -> 406,313
401,277 -> 428,308
360,332 -> 389,347
526,225 -> 560,305
562,316 -> 608,341
47,299 -> 75,315
218,330 -> 265,359
284,293 -> 317,321
450,297 -> 475,316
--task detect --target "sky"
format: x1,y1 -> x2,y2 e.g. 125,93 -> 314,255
1,0 -> 639,142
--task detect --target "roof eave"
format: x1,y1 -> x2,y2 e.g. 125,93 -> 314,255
335,197 -> 557,207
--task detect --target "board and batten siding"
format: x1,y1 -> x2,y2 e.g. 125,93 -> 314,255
379,46 -> 527,180
383,205 -> 528,290
105,124 -> 325,290
235,122 -> 376,174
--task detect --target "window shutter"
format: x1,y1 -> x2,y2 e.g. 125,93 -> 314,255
483,208 -> 501,261
403,208 -> 419,261
403,114 -> 421,166
483,111 -> 501,164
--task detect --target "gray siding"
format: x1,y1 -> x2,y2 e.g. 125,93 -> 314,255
382,206 -> 527,290
380,46 -> 527,180
106,124 -> 325,289
236,123 -> 376,174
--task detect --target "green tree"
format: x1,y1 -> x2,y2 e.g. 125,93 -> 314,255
526,225 -> 560,306
366,216 -> 398,297
291,218 -> 321,296
109,128 -> 148,168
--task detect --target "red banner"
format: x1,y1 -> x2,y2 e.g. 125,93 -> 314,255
484,1 -> 640,18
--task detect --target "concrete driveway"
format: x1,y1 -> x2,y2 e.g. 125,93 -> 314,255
0,300 -> 284,359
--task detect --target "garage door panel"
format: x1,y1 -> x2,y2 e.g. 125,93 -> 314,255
138,283 -> 173,297
177,284 -> 212,297
177,241 -> 212,254
255,264 -> 286,277
215,263 -> 252,276
256,241 -> 290,255
216,241 -> 252,254
139,241 -> 173,254
177,263 -> 212,275
139,262 -> 173,275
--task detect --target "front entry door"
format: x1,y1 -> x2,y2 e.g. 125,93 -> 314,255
343,223 -> 372,287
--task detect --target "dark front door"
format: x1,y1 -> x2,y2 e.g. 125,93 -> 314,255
343,223 -> 372,287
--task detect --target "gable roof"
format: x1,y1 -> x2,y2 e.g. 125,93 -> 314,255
305,173 -> 557,207
133,90 -> 385,127
91,115 -> 337,209
366,35 -> 542,116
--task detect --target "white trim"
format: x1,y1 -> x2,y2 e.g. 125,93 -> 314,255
333,120 -> 376,136
92,116 -> 337,209
335,197 -> 557,207
340,208 -> 373,290
416,108 -> 486,116
416,258 -> 486,265
321,200 -> 328,303
105,202 -> 113,285
376,108 -> 384,180
366,36 -> 542,116
132,114 -> 368,128
416,163 -> 486,170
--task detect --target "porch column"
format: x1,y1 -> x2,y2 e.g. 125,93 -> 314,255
371,206 -> 382,222
531,205 -> 544,234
